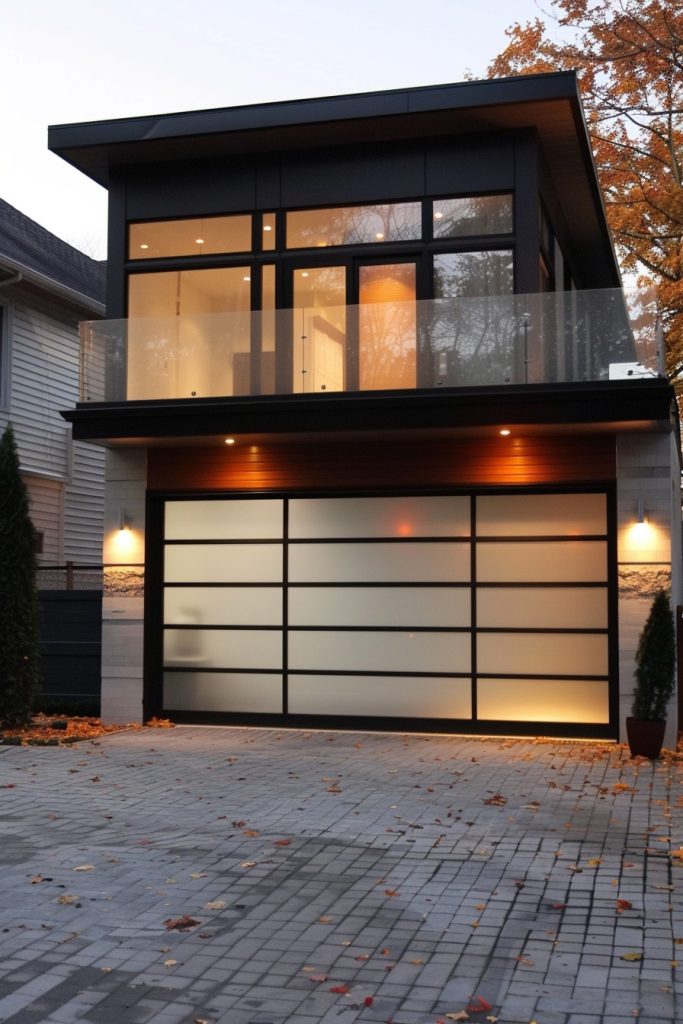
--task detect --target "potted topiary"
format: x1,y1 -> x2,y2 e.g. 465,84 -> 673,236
626,588 -> 675,759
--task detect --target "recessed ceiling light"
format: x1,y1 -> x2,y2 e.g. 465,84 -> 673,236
195,237 -> 205,244
139,243 -> 149,250
263,224 -> 272,232
499,428 -> 511,436
434,211 -> 444,220
224,437 -> 236,445
301,272 -> 309,278
243,276 -> 251,282
375,232 -> 385,240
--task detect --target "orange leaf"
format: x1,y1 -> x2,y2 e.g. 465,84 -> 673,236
384,888 -> 399,897
467,995 -> 493,1013
616,899 -> 632,913
363,996 -> 374,1006
274,839 -> 291,847
329,984 -> 349,994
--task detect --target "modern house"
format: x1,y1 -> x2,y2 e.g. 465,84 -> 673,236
49,73 -> 681,744
0,199 -> 105,566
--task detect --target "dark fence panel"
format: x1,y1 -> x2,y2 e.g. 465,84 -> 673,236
38,591 -> 102,708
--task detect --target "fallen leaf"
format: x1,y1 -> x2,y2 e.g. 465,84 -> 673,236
204,900 -> 226,910
616,899 -> 632,914
355,954 -> 370,961
409,957 -> 424,965
56,894 -> 80,906
381,947 -> 391,956
445,1013 -> 469,1021
384,889 -> 399,898
273,839 -> 291,847
467,995 -> 493,1013
308,973 -> 328,982
163,959 -> 178,967
190,872 -> 206,879
484,794 -> 507,806
586,858 -> 603,867
329,984 -> 350,994
363,996 -> 374,1007
242,829 -> 260,837
240,862 -> 256,869
319,915 -> 333,924
164,915 -> 200,931
621,952 -> 642,961
30,874 -> 46,884
515,955 -> 534,966
232,820 -> 246,828
73,864 -> 95,872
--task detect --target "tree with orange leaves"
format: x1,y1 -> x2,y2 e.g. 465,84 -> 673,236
489,1 -> 683,384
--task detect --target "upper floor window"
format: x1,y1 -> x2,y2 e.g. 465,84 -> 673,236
286,203 -> 422,249
129,214 -> 252,259
432,194 -> 513,238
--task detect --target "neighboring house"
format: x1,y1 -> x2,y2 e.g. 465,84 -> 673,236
49,73 -> 681,744
0,199 -> 105,567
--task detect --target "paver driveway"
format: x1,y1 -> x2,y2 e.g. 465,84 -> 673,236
0,727 -> 681,1024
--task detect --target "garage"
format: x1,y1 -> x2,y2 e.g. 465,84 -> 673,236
157,491 -> 613,735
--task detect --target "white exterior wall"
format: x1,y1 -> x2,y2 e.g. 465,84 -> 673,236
0,286 -> 104,564
101,448 -> 146,723
616,430 -> 682,749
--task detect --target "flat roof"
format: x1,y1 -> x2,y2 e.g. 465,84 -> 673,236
48,72 -> 620,287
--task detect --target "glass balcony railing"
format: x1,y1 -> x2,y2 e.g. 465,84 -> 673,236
79,288 -> 661,404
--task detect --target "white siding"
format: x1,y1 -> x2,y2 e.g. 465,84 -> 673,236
23,474 -> 63,564
2,287 -> 104,564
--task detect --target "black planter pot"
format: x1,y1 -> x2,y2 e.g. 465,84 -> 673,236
625,717 -> 667,759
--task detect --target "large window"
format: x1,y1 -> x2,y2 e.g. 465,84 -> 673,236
129,215 -> 252,259
433,194 -> 513,238
286,203 -> 422,248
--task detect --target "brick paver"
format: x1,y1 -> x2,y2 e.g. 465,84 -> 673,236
0,727 -> 681,1023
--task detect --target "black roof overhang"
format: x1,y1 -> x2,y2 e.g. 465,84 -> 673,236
61,380 -> 678,447
48,72 -> 620,289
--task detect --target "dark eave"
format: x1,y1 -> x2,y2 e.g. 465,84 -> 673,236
61,380 -> 677,447
48,72 -> 620,289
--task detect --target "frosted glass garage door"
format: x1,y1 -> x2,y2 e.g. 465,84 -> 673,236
159,491 -> 611,730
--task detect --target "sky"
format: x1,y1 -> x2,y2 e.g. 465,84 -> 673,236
3,0 -> 547,260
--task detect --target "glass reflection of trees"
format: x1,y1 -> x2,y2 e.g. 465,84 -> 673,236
430,251 -> 515,386
287,203 -> 422,249
433,195 -> 513,239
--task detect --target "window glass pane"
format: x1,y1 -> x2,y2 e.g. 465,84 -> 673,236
165,499 -> 283,539
359,263 -> 416,390
287,203 -> 422,248
477,493 -> 606,536
262,213 -> 276,251
289,586 -> 470,628
129,215 -> 252,259
289,675 -> 471,718
293,266 -> 346,393
477,541 -> 607,583
477,632 -> 608,676
289,542 -> 470,583
433,251 -> 513,299
127,268 -> 252,400
477,587 -> 607,629
289,496 -> 470,538
478,678 -> 609,724
289,630 -> 470,673
165,587 -> 282,626
164,672 -> 282,712
261,264 -> 276,394
433,195 -> 512,237
164,628 -> 281,669
164,544 -> 282,583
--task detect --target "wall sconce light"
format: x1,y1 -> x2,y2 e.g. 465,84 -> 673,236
637,498 -> 647,524
119,510 -> 131,532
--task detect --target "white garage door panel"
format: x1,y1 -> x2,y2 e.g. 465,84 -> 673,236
478,678 -> 609,724
164,543 -> 282,583
164,628 -> 282,669
478,633 -> 608,676
165,498 -> 283,539
289,630 -> 470,673
477,541 -> 607,583
289,586 -> 470,628
289,495 -> 471,538
477,493 -> 606,536
289,675 -> 472,718
289,541 -> 470,582
477,587 -> 607,629
164,671 -> 283,712
164,587 -> 283,626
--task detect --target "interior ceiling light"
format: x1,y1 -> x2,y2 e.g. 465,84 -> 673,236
499,428 -> 511,436
375,232 -> 385,240
301,271 -> 309,278
434,211 -> 444,220
263,224 -> 272,232
224,437 -> 236,445
139,243 -> 149,249
195,237 -> 205,244
243,276 -> 251,282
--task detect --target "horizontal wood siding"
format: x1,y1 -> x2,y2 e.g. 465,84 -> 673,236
2,289 -> 104,563
148,435 -> 616,492
23,475 -> 63,563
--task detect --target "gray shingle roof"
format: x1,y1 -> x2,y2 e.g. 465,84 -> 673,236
0,198 -> 105,306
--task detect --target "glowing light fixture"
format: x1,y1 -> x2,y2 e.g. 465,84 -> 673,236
375,232 -> 385,240
243,276 -> 251,282
195,237 -> 205,245
263,224 -> 272,232
434,211 -> 444,220
224,437 -> 236,446
119,510 -> 131,532
139,243 -> 149,250
499,428 -> 511,436
637,498 -> 647,524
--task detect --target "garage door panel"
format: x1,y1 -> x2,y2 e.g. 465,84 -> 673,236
478,678 -> 609,724
164,543 -> 282,583
289,674 -> 472,718
164,628 -> 282,669
289,630 -> 470,673
165,499 -> 283,539
289,586 -> 470,627
477,632 -> 608,676
477,587 -> 607,629
477,541 -> 607,582
164,671 -> 282,712
289,541 -> 470,583
289,495 -> 470,538
165,586 -> 283,626
477,493 -> 606,536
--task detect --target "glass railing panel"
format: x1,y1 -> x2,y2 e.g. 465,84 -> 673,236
79,287 -> 660,403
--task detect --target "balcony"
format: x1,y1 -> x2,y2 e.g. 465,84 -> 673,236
79,289 -> 660,405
